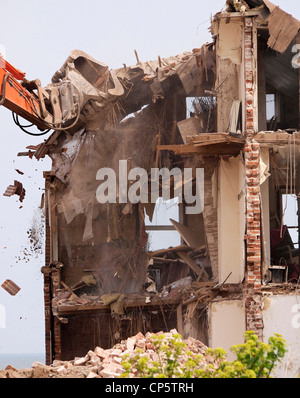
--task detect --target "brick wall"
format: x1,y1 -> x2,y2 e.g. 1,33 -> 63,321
244,140 -> 264,339
244,17 -> 264,340
43,176 -> 62,364
51,268 -> 61,361
43,177 -> 52,365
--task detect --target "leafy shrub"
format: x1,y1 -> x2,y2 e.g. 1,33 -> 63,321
121,331 -> 287,378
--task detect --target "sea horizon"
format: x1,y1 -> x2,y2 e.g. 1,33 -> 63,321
0,352 -> 45,370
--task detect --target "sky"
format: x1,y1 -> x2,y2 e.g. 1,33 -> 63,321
0,0 -> 299,355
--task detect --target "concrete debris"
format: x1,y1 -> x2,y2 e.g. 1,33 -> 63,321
0,330 -> 217,378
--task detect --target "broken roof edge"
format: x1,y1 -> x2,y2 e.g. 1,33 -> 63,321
213,0 -> 300,54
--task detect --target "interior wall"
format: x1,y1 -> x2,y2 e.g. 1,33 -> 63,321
261,179 -> 271,269
218,155 -> 245,284
260,147 -> 271,270
257,35 -> 267,131
208,300 -> 246,361
215,18 -> 243,133
262,295 -> 300,378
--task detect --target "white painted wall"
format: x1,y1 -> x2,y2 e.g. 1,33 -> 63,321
262,295 -> 300,378
218,156 -> 245,284
209,300 -> 246,361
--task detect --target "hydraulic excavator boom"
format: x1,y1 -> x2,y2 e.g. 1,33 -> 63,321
0,50 -> 125,137
0,56 -> 50,132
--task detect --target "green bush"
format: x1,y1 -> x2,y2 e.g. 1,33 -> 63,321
121,331 -> 287,379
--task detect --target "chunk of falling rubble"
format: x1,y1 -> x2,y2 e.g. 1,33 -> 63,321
1,280 -> 21,296
3,180 -> 26,202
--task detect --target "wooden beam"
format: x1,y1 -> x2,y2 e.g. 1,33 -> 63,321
145,225 -> 176,231
157,144 -> 243,156
57,296 -> 182,315
170,219 -> 204,249
149,244 -> 188,257
191,132 -> 245,145
254,132 -> 300,145
177,251 -> 205,278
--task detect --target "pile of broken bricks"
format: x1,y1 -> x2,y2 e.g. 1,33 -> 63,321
0,330 -> 217,378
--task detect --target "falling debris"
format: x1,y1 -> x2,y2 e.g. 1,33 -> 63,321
24,207 -> 45,260
15,169 -> 24,175
3,180 -> 26,202
1,280 -> 21,296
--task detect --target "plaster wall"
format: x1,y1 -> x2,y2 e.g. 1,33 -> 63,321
262,294 -> 300,378
209,300 -> 246,361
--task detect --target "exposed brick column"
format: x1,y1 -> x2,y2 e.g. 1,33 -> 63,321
43,267 -> 61,363
43,174 -> 62,363
243,16 -> 264,340
43,273 -> 52,365
51,268 -> 62,361
43,176 -> 52,365
244,140 -> 264,339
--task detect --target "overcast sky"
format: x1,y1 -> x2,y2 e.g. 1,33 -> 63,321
0,0 -> 298,355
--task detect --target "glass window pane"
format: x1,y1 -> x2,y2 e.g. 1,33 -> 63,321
266,94 -> 275,120
283,194 -> 299,248
147,231 -> 181,251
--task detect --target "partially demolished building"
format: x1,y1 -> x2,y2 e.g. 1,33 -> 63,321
15,0 -> 300,376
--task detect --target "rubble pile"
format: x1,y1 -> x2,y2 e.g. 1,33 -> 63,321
0,330 -> 217,378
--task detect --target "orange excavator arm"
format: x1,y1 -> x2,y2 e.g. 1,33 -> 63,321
0,56 -> 50,131
0,51 -> 117,136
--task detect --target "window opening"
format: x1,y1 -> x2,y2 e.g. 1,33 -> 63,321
145,197 -> 181,251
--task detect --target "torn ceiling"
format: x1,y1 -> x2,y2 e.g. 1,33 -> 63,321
223,1 -> 300,55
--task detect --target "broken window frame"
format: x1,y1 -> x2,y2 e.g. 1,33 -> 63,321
145,197 -> 183,252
